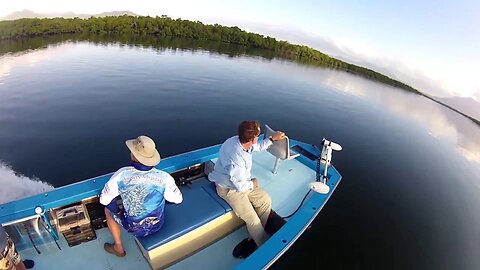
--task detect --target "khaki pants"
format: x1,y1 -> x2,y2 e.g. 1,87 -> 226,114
0,239 -> 22,270
216,185 -> 272,246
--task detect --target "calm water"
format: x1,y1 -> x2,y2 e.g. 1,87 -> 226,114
1,36 -> 479,269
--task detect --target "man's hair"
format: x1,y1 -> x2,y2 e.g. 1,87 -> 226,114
238,120 -> 261,144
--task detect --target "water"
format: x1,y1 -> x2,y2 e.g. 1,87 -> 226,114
1,35 -> 479,269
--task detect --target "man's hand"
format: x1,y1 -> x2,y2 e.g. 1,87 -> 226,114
271,131 -> 286,141
251,178 -> 259,188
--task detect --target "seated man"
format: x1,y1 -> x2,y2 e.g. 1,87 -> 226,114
208,121 -> 285,248
1,224 -> 34,270
100,135 -> 183,257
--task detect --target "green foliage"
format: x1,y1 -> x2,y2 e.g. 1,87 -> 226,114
0,33 -> 278,60
0,16 -> 419,93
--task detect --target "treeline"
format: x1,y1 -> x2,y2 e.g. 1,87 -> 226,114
0,33 -> 279,60
0,16 -> 420,93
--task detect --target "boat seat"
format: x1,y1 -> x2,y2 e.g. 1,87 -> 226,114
264,124 -> 300,173
136,181 -> 229,251
202,181 -> 232,212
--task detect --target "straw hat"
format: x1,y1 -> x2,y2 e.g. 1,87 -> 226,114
125,135 -> 161,166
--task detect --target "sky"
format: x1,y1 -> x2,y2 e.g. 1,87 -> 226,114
1,0 -> 479,101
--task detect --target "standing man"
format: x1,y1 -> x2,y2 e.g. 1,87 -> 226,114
100,135 -> 183,257
208,121 -> 285,248
1,224 -> 34,270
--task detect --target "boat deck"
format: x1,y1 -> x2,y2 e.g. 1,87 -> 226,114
20,227 -> 150,270
17,150 -> 317,270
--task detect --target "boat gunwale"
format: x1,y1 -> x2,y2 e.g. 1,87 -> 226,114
0,143 -> 222,223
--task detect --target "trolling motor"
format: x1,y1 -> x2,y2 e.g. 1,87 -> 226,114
280,138 -> 342,220
309,139 -> 342,194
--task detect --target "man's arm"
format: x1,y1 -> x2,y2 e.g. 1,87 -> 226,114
252,138 -> 273,152
164,174 -> 183,204
99,170 -> 123,206
226,158 -> 254,192
252,131 -> 286,152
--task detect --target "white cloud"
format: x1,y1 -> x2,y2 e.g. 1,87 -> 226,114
308,69 -> 480,164
0,46 -> 61,85
200,18 -> 479,102
256,60 -> 480,164
0,162 -> 54,204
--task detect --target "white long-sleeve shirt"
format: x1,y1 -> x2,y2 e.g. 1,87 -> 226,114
208,136 -> 272,192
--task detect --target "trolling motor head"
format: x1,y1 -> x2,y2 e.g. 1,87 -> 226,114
309,138 -> 342,194
320,138 -> 342,165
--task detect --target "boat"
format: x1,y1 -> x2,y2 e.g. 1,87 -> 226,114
0,125 -> 342,269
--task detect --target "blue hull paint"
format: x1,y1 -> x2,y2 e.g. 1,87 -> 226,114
0,144 -> 221,224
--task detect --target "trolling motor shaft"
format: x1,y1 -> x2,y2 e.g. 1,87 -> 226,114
309,139 -> 342,194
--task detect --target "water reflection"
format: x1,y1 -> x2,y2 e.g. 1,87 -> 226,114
0,44 -> 68,85
1,35 -> 479,165
0,34 -> 278,60
273,64 -> 480,164
1,35 -> 479,269
250,55 -> 480,165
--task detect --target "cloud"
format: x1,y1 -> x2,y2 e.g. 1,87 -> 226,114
474,88 -> 480,102
0,162 -> 54,204
256,60 -> 480,164
321,70 -> 480,164
0,43 -> 68,85
200,18 -> 479,102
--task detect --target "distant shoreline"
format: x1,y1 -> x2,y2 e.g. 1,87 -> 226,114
0,15 -> 478,125
420,94 -> 480,125
0,16 -> 419,92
